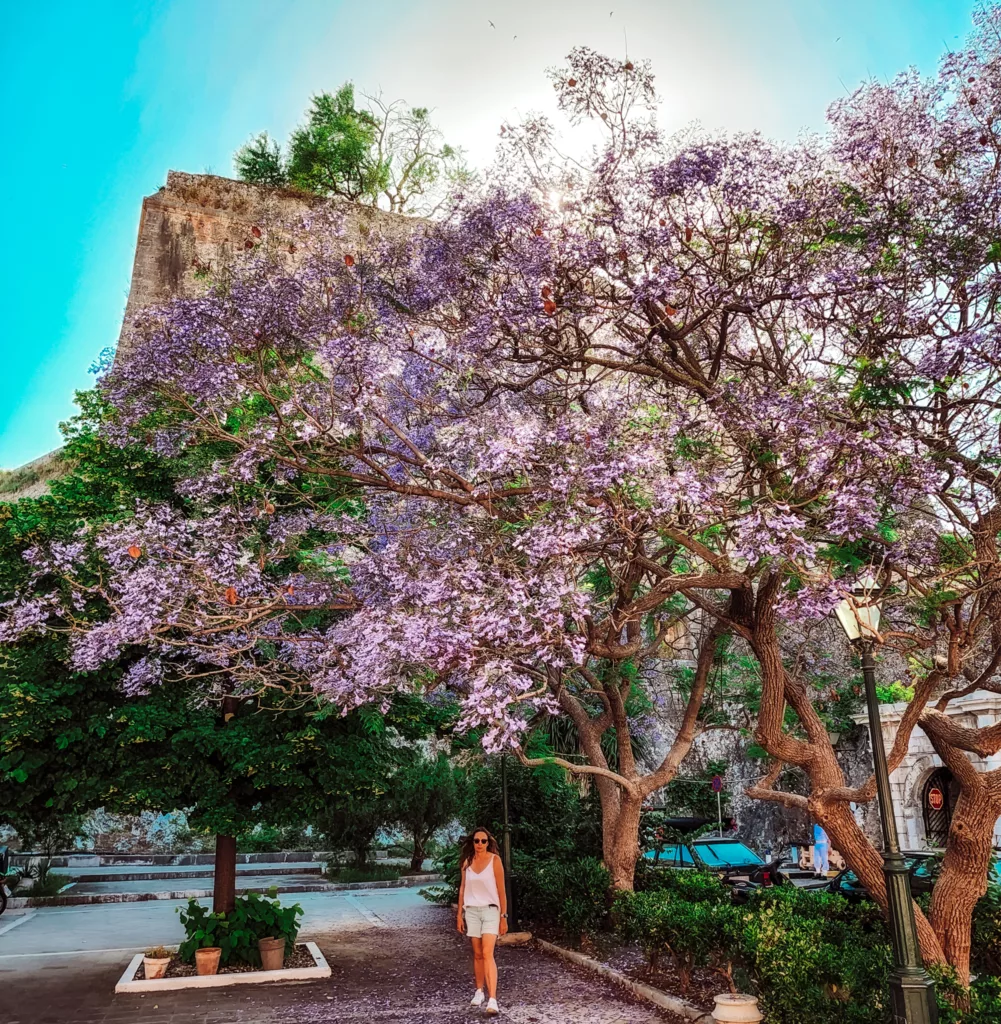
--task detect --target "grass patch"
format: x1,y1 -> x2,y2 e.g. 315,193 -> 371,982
325,865 -> 400,884
24,872 -> 73,897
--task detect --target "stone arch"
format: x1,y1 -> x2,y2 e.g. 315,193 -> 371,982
900,756 -> 939,850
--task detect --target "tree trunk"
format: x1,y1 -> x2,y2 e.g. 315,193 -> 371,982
212,834 -> 237,914
411,831 -> 426,873
929,783 -> 1001,985
603,789 -> 643,891
213,694 -> 240,915
815,798 -> 945,966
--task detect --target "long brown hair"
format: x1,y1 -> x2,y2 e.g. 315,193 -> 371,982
459,827 -> 501,871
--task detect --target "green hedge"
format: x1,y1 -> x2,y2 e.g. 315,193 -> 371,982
515,855 -> 610,944
616,878 -> 1001,1024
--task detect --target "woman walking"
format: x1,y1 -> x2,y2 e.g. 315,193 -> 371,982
457,827 -> 508,1015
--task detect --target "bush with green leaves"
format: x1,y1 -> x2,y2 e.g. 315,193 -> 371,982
325,864 -> 399,884
515,855 -> 610,944
614,874 -> 737,994
462,758 -> 602,863
970,881 -> 1001,978
177,888 -> 302,967
732,886 -> 892,1024
177,900 -> 231,962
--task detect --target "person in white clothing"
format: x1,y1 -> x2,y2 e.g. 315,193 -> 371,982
457,827 -> 508,1016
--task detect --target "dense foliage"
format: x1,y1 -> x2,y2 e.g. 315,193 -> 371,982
178,889 -> 302,967
235,82 -> 468,214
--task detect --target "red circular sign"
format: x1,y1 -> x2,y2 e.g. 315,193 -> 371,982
928,787 -> 944,811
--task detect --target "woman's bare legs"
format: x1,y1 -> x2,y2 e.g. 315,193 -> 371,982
470,936 -> 486,991
480,933 -> 498,999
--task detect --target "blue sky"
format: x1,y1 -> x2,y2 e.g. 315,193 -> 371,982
0,0 -> 979,468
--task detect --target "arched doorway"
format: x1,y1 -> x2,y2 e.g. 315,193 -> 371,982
922,768 -> 959,847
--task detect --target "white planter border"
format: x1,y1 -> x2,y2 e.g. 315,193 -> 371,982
114,941 -> 330,993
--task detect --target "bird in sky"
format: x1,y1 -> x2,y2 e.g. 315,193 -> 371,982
488,20 -> 496,28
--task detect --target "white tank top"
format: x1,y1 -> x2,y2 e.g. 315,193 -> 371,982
463,854 -> 501,907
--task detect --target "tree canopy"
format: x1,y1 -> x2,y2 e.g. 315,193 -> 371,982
5,4 -> 1001,985
234,83 -> 469,214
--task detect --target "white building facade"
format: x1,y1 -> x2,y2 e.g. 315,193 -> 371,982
856,690 -> 1001,851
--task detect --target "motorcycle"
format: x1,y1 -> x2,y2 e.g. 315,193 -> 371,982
0,846 -> 10,917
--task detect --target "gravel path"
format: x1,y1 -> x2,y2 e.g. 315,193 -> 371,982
2,899 -> 685,1024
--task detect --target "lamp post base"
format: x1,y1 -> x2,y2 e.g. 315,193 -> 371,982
889,968 -> 938,1024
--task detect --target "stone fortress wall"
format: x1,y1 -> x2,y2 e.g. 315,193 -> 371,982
114,171 -> 410,359
1,172 -> 409,501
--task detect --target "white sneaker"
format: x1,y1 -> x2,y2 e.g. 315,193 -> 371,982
470,989 -> 485,1007
485,997 -> 499,1015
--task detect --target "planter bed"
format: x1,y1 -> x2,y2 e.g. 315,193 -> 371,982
587,931 -> 718,1014
115,941 -> 330,992
529,924 -> 717,1019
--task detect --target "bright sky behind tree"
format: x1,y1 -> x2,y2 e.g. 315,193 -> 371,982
0,0 -> 978,468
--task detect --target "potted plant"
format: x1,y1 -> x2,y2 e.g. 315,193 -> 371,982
257,935 -> 286,971
142,946 -> 172,980
711,994 -> 763,1023
227,888 -> 302,969
174,890 -> 303,975
177,900 -> 229,976
195,946 -> 222,976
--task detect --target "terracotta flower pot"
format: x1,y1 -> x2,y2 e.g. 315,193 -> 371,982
194,946 -> 222,976
142,955 -> 170,980
711,993 -> 763,1023
258,935 -> 286,971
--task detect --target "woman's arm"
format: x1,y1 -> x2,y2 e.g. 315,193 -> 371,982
492,854 -> 508,935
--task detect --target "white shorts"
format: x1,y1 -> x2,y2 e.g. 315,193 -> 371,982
463,904 -> 500,937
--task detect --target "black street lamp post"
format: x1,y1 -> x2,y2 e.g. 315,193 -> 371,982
500,754 -> 516,928
835,578 -> 938,1024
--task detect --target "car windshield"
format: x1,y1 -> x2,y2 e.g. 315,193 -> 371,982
643,845 -> 695,865
693,842 -> 763,868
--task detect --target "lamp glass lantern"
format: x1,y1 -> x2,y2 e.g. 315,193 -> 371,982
834,574 -> 882,643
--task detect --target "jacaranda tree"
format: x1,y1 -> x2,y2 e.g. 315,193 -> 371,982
4,7 -> 1001,986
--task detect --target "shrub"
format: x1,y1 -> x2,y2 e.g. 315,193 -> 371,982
325,864 -> 399,884
418,884 -> 456,906
13,861 -> 72,897
614,876 -> 738,994
735,887 -> 891,1024
177,888 -> 303,966
633,864 -> 731,902
971,881 -> 1001,978
177,901 -> 230,962
25,871 -> 71,897
516,855 -> 610,944
463,759 -> 601,861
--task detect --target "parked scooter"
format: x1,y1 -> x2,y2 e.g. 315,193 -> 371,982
0,846 -> 10,917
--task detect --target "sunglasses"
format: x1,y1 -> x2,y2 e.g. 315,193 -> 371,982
473,838 -> 488,844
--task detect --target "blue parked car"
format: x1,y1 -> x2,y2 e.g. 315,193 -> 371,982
644,838 -> 787,887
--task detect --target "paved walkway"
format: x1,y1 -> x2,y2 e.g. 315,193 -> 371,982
0,889 -> 681,1023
